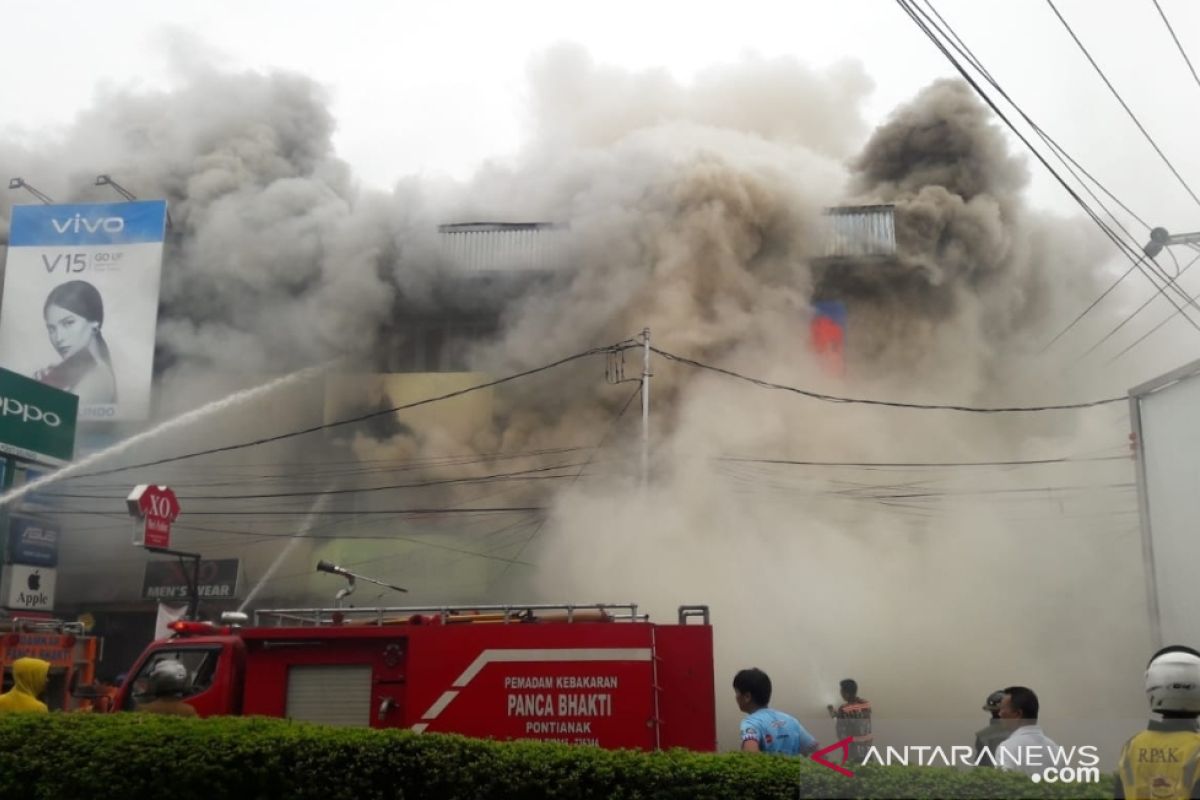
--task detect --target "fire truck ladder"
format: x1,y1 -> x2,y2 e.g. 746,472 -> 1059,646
252,603 -> 649,627
647,605 -> 711,749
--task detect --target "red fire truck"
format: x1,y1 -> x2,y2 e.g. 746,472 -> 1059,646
102,602 -> 717,751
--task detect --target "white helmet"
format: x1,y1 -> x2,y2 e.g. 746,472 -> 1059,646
1146,646 -> 1200,714
148,659 -> 189,697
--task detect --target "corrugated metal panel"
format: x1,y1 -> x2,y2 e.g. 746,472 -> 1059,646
438,222 -> 568,273
286,664 -> 372,727
821,205 -> 896,257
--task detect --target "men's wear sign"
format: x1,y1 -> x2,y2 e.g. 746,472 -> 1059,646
0,201 -> 168,421
142,558 -> 241,600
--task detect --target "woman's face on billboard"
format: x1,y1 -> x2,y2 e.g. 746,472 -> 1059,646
45,303 -> 96,358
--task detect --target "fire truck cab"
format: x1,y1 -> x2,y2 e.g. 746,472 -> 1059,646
1,617 -> 101,711
109,603 -> 717,751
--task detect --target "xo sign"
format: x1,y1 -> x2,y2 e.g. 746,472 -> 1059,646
126,485 -> 181,550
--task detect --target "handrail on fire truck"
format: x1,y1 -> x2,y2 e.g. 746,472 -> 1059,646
251,603 -> 659,628
0,618 -> 86,636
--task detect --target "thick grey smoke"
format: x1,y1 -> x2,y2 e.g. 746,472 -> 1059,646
817,79 -> 1112,403
489,54 -> 1153,759
0,41 -> 1169,759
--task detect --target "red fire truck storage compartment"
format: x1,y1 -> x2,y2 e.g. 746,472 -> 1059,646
239,628 -> 408,728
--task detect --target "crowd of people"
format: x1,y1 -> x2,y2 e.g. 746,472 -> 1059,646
734,644 -> 1200,799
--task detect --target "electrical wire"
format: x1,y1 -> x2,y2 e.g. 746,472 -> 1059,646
53,342 -> 634,482
254,516 -> 543,588
715,454 -> 1128,468
55,447 -> 592,492
895,0 -> 1200,347
167,520 -> 539,565
1108,281 -> 1200,363
53,507 -> 545,517
651,346 -> 1125,411
504,382 -> 644,573
1080,250 -> 1200,358
35,448 -> 1127,516
921,1 -> 1152,227
42,461 -> 596,501
1151,0 -> 1200,97
909,0 -> 1200,342
1046,0 -> 1200,212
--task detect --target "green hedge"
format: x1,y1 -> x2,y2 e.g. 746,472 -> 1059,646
0,714 -> 1114,800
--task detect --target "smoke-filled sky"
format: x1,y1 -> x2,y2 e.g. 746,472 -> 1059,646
4,0 -> 1200,227
3,0 -> 1200,759
5,0 -> 1199,380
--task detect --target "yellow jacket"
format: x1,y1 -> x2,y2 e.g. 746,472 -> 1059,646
1116,719 -> 1200,800
0,657 -> 50,714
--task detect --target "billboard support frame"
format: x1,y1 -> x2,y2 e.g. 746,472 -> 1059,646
1128,355 -> 1200,651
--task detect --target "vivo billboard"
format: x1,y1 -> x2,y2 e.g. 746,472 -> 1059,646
0,201 -> 168,421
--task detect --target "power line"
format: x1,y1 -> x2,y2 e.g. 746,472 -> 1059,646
247,517 -> 543,587
52,507 -> 545,517
56,447 -> 593,492
715,454 -> 1128,469
505,383 -> 644,573
39,450 -> 1127,508
1080,250 -> 1200,359
42,461 -> 595,501
652,346 -> 1125,411
919,0 -> 1150,227
59,342 -> 634,481
1108,281 -> 1200,363
830,481 -> 1134,500
1041,255 -> 1151,352
167,520 -> 538,566
909,0 -> 1200,343
1151,0 -> 1200,95
1046,0 -> 1200,212
895,0 -> 1200,346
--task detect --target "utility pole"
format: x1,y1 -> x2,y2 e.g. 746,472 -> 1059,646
640,327 -> 651,490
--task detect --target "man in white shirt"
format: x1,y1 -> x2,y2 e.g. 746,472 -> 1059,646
993,686 -> 1060,777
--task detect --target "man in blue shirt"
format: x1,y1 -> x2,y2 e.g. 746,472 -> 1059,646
733,667 -> 819,755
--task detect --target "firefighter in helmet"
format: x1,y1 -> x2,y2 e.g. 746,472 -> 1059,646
1116,645 -> 1200,800
973,689 -> 1010,767
135,659 -> 198,717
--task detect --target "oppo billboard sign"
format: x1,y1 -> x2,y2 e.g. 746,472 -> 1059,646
0,367 -> 77,465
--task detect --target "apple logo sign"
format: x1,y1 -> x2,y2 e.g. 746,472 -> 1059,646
17,568 -> 49,608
